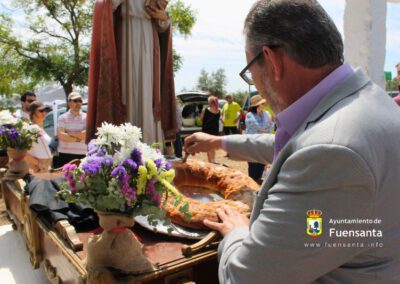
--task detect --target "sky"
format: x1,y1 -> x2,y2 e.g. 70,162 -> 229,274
173,0 -> 400,93
1,0 -> 400,94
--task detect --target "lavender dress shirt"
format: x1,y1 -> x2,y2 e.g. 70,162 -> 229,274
274,63 -> 354,158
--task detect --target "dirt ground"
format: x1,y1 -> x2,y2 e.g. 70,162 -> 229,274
0,149 -> 248,226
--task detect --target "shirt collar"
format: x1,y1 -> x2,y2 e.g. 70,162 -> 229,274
276,63 -> 353,136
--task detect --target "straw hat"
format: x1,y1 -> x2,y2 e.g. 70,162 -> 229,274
249,95 -> 266,107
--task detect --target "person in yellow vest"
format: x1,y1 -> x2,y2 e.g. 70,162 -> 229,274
221,94 -> 243,135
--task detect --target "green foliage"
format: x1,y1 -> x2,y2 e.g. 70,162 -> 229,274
0,0 -> 93,97
168,0 -> 196,37
172,49 -> 183,73
0,0 -> 196,98
386,79 -> 399,91
179,201 -> 192,222
196,68 -> 227,98
231,90 -> 248,107
0,21 -> 40,97
197,69 -> 211,92
168,0 -> 196,72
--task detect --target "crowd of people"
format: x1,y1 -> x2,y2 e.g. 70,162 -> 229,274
7,91 -> 87,173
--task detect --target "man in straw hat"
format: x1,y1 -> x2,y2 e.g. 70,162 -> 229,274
184,0 -> 400,283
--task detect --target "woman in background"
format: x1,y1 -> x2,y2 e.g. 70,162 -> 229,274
25,101 -> 53,173
200,96 -> 220,163
245,95 -> 274,182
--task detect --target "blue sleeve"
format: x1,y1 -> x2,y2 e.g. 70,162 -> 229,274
245,113 -> 257,134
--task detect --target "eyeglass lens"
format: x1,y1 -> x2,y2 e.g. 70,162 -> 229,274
243,71 -> 254,85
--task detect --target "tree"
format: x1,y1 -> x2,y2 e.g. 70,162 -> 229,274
197,69 -> 211,91
0,0 -> 92,97
168,0 -> 197,72
196,68 -> 227,98
0,44 -> 39,98
386,79 -> 399,92
231,90 -> 247,107
0,0 -> 195,98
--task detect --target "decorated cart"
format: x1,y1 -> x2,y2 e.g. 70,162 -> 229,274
0,123 -> 259,283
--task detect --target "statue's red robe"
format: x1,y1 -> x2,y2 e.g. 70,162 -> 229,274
86,0 -> 178,143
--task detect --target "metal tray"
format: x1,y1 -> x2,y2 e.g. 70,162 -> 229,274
134,215 -> 209,240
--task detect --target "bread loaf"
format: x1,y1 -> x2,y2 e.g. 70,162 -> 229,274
164,160 -> 259,230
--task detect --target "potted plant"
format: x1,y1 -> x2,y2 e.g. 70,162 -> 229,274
0,110 -> 41,180
58,122 -> 191,274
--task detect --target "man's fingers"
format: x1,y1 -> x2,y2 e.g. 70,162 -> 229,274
203,219 -> 223,231
216,207 -> 228,221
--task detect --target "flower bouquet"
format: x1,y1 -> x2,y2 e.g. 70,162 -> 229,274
0,110 -> 41,180
57,122 -> 190,274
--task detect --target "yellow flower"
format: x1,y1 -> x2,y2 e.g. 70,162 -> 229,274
159,169 -> 175,183
146,160 -> 158,179
157,177 -> 181,198
137,165 -> 148,195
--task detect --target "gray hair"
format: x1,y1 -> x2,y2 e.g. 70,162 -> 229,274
244,0 -> 344,68
396,62 -> 400,68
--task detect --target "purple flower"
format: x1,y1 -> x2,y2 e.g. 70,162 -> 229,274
87,140 -> 98,156
82,160 -> 102,175
130,148 -> 142,165
165,162 -> 172,170
62,164 -> 79,192
118,173 -> 137,206
63,163 -> 77,176
102,157 -> 113,167
154,158 -> 162,169
111,165 -> 127,178
9,129 -> 20,141
123,159 -> 137,171
146,178 -> 161,206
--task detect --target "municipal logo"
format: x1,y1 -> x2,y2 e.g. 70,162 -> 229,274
306,209 -> 322,238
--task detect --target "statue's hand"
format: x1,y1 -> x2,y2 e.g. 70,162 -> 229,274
145,5 -> 168,21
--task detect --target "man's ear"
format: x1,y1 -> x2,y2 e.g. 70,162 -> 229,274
262,46 -> 284,81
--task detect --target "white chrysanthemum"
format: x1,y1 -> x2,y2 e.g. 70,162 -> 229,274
113,148 -> 132,164
137,142 -> 164,163
25,124 -> 41,134
0,110 -> 18,125
96,122 -> 122,146
120,123 -> 142,148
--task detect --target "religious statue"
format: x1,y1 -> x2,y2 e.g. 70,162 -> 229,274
87,0 -> 178,145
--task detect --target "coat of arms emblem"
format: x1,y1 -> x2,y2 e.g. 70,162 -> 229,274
306,209 -> 322,238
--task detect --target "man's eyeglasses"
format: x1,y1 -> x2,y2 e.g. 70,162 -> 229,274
27,99 -> 36,103
70,99 -> 83,103
239,45 -> 283,85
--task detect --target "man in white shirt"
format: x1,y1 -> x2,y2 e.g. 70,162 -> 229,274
55,92 -> 87,167
14,92 -> 37,120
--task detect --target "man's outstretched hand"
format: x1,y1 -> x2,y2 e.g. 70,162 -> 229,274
184,132 -> 222,155
203,206 -> 249,236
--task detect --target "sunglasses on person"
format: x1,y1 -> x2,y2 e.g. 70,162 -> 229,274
69,99 -> 83,103
239,44 -> 283,85
27,99 -> 36,103
38,109 -> 48,113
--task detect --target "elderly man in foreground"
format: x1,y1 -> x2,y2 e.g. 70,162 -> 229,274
185,0 -> 400,283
